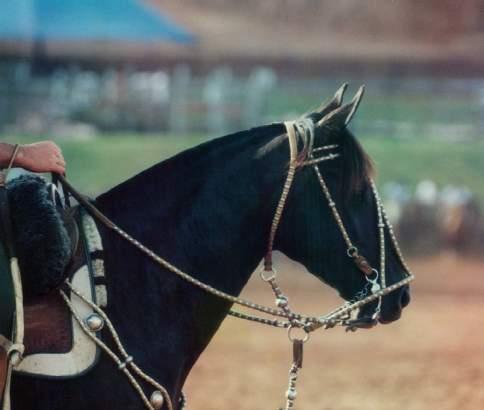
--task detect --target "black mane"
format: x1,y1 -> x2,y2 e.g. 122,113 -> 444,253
97,123 -> 285,210
315,126 -> 374,197
341,129 -> 374,195
98,121 -> 373,210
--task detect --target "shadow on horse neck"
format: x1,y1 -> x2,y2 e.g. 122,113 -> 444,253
12,122 -> 401,410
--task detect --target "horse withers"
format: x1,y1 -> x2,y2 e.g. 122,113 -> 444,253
11,85 -> 411,410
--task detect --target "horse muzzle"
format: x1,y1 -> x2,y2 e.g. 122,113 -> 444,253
378,285 -> 411,324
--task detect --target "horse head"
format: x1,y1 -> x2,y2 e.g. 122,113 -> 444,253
274,85 -> 411,325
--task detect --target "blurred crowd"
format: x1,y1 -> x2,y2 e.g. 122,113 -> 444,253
384,180 -> 484,255
2,62 -> 483,139
0,63 -> 278,135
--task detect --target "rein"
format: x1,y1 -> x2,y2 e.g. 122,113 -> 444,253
56,119 -> 414,410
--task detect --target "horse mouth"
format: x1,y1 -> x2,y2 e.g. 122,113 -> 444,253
378,311 -> 402,324
378,285 -> 411,324
354,285 -> 410,326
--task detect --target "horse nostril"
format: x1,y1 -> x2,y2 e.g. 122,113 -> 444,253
400,287 -> 411,309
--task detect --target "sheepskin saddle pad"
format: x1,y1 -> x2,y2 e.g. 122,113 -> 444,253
15,208 -> 107,378
6,174 -> 76,298
4,175 -> 108,378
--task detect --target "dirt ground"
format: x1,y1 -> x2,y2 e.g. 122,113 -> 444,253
184,253 -> 484,410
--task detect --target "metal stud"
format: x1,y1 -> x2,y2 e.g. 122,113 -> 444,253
150,391 -> 164,409
371,283 -> 381,293
276,296 -> 288,308
286,388 -> 297,401
85,313 -> 104,332
9,351 -> 22,366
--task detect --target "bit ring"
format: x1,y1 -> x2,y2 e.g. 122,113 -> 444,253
259,266 -> 277,282
288,325 -> 310,343
366,268 -> 379,282
347,246 -> 358,258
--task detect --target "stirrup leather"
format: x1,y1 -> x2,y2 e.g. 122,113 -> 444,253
0,178 -> 25,410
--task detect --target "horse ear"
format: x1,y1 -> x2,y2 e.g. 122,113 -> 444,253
303,83 -> 348,122
331,82 -> 348,107
316,85 -> 365,130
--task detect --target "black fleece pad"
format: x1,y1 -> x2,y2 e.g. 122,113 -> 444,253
7,175 -> 71,298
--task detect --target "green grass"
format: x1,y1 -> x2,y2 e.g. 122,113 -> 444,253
1,134 -> 208,195
1,132 -> 483,204
362,135 -> 484,202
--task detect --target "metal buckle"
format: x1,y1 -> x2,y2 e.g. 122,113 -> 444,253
50,182 -> 65,209
346,246 -> 358,258
365,269 -> 381,293
259,266 -> 277,282
287,325 -> 310,343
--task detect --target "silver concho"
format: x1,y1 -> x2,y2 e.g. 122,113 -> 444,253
85,313 -> 104,332
150,391 -> 164,409
371,282 -> 381,293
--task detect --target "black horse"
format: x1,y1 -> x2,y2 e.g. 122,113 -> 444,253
12,87 -> 410,409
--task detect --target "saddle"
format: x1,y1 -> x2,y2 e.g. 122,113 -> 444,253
0,174 -> 107,409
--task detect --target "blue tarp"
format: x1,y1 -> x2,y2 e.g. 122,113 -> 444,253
0,0 -> 195,43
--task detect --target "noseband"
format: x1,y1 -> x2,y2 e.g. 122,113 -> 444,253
56,120 -> 414,410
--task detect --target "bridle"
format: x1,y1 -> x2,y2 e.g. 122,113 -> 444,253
56,119 -> 414,410
231,119 -> 414,409
227,119 -> 413,330
262,119 -> 392,326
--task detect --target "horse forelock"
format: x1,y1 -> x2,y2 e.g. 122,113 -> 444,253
258,123 -> 375,199
341,129 -> 375,196
312,127 -> 374,199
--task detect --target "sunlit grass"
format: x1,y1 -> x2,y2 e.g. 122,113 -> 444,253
1,132 -> 483,203
363,135 -> 484,202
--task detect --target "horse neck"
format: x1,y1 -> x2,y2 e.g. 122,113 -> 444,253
95,124 -> 291,395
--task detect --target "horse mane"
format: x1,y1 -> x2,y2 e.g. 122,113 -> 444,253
97,121 -> 373,215
340,129 -> 375,196
307,125 -> 374,199
96,123 -> 285,212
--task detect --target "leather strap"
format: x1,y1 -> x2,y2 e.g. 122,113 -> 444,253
263,122 -> 299,270
0,186 -> 24,351
57,175 -> 115,230
0,347 -> 7,406
0,184 -> 24,410
1,361 -> 12,410
0,145 -> 20,187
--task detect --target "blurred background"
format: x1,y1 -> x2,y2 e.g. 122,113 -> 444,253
1,1 -> 484,409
